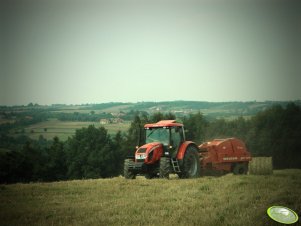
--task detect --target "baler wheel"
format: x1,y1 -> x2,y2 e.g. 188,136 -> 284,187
233,163 -> 248,175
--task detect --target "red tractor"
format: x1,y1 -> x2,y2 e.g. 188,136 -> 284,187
124,120 -> 201,179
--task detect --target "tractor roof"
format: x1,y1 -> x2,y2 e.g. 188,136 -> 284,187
144,120 -> 183,128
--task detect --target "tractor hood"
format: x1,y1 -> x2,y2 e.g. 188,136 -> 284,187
135,142 -> 164,164
139,142 -> 162,151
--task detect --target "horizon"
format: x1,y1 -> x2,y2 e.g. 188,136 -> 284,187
1,99 -> 301,107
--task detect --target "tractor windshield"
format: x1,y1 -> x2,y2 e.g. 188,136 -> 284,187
145,127 -> 169,145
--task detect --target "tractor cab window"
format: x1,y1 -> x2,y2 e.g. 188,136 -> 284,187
170,126 -> 183,150
145,127 -> 169,146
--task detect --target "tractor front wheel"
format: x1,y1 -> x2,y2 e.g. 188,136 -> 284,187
159,157 -> 170,179
124,159 -> 136,179
179,145 -> 201,178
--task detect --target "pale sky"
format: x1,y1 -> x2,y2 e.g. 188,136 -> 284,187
1,0 -> 300,105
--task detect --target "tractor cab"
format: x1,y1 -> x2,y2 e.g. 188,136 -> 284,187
144,120 -> 185,157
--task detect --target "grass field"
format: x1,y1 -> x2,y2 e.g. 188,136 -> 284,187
22,119 -> 130,140
0,170 -> 300,226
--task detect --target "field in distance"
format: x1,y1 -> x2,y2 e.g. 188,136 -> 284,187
1,169 -> 300,226
22,119 -> 130,140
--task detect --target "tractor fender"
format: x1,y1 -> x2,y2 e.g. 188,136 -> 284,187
176,141 -> 199,160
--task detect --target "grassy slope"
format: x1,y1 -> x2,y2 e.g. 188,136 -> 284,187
0,170 -> 301,226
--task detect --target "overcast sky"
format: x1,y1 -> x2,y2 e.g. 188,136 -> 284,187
1,0 -> 300,105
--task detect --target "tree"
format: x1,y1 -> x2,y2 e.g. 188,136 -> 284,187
45,137 -> 67,181
150,112 -> 176,122
112,131 -> 127,174
183,112 -> 207,143
19,141 -> 47,182
126,114 -> 149,150
150,112 -> 164,122
65,125 -> 120,179
247,103 -> 301,168
164,112 -> 176,120
0,149 -> 25,183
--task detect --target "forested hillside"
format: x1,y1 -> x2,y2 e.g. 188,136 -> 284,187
0,102 -> 300,183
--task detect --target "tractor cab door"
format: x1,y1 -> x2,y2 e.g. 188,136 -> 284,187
170,126 -> 184,155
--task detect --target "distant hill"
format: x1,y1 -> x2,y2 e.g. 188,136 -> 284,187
82,100 -> 301,119
1,100 -> 300,120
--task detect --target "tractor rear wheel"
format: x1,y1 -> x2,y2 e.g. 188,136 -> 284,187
159,157 -> 170,179
233,163 -> 248,175
179,145 -> 200,178
124,159 -> 136,179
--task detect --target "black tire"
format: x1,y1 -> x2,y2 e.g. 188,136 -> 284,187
179,145 -> 200,178
159,157 -> 170,179
233,163 -> 248,175
124,159 -> 136,179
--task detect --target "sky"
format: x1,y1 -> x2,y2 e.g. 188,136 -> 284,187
1,0 -> 300,105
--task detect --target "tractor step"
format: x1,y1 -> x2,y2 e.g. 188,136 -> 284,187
171,158 -> 181,173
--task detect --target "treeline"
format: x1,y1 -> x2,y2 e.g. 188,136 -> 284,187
0,109 -> 139,127
0,110 -> 112,124
56,110 -> 144,121
0,103 -> 300,183
185,103 -> 301,169
0,110 -> 49,134
56,112 -> 111,122
0,127 -> 126,183
0,111 -> 177,183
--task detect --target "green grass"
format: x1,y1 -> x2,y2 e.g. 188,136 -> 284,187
20,119 -> 130,140
0,170 -> 300,226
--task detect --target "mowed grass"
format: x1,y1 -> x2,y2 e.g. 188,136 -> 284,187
0,170 -> 300,226
22,119 -> 130,140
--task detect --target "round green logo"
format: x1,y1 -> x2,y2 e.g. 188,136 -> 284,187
267,206 -> 299,224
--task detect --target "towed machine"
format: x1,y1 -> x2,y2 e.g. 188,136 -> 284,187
124,120 -> 251,179
199,138 -> 252,175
